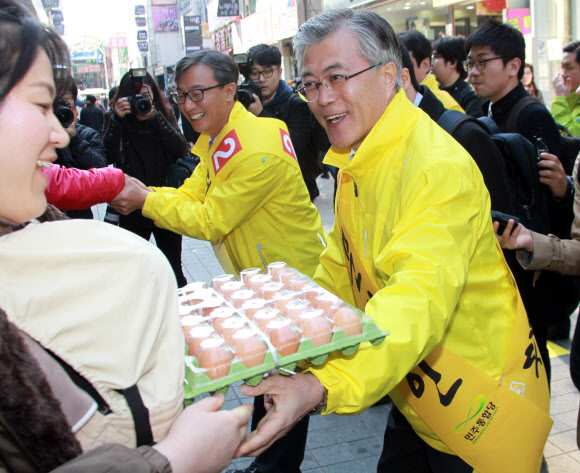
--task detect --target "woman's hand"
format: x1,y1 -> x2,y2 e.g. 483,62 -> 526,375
153,394 -> 253,473
493,220 -> 534,252
114,97 -> 131,118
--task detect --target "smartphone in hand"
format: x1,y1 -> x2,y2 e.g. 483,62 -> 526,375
491,210 -> 520,235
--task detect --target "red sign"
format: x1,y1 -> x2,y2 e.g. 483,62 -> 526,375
212,129 -> 243,175
280,129 -> 297,161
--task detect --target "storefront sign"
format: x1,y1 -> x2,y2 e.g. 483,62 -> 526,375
135,17 -> 147,27
138,41 -> 150,52
217,0 -> 239,18
153,6 -> 179,32
110,37 -> 127,49
507,9 -> 531,35
152,0 -> 177,5
178,0 -> 193,16
135,5 -> 146,15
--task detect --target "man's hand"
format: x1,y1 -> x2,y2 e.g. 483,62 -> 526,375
538,152 -> 567,197
235,372 -> 324,458
247,94 -> 263,116
553,71 -> 571,97
109,175 -> 151,214
114,97 -> 131,118
65,121 -> 77,138
493,220 -> 533,252
153,394 -> 253,473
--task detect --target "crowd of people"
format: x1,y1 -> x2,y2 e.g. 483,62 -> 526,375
2,0 -> 580,472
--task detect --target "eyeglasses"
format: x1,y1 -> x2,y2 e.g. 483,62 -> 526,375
462,56 -> 503,72
297,64 -> 381,103
170,84 -> 223,104
249,67 -> 278,80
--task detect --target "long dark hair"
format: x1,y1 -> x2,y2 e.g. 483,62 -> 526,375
0,0 -> 70,106
116,70 -> 171,120
523,63 -> 540,98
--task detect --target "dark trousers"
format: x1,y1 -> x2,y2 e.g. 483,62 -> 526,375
252,395 -> 309,473
121,222 -> 187,288
377,406 -> 473,473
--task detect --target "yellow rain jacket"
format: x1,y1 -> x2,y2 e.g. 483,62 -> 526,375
310,90 -> 521,454
143,102 -> 326,277
422,73 -> 465,113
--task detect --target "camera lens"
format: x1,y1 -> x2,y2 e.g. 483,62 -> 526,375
54,104 -> 74,128
136,97 -> 152,115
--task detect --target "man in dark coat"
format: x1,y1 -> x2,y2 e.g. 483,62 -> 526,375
80,94 -> 105,133
431,36 -> 486,118
56,78 -> 108,219
246,44 -> 327,202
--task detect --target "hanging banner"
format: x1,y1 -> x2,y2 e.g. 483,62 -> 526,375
506,9 -> 531,35
153,6 -> 179,32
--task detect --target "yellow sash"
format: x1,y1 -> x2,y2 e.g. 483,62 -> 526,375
336,173 -> 552,473
203,117 -> 300,275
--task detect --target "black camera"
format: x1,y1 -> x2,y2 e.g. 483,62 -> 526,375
127,68 -> 152,116
233,53 -> 261,110
53,98 -> 74,129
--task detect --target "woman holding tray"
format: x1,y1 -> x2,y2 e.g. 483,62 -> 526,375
0,1 -> 251,471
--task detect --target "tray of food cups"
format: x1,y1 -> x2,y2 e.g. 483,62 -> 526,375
180,262 -> 389,399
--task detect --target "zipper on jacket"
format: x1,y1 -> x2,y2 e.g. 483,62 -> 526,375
363,229 -> 368,259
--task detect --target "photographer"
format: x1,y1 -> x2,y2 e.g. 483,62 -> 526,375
245,44 -> 327,201
54,74 -> 107,219
102,70 -> 188,287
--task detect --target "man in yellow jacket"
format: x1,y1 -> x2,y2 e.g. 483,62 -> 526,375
237,10 -> 551,473
109,50 -> 326,473
110,51 -> 326,278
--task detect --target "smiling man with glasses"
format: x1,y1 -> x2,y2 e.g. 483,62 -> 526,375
244,43 -> 329,202
110,49 -> 326,289
235,10 -> 551,473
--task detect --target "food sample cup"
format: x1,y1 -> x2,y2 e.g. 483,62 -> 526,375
180,314 -> 204,339
298,310 -> 333,347
196,338 -> 233,380
211,274 -> 236,292
252,307 -> 282,331
241,298 -> 269,321
209,307 -> 240,331
267,262 -> 289,280
219,281 -> 247,301
219,317 -> 251,345
265,318 -> 301,356
247,274 -> 273,293
331,307 -> 363,337
240,268 -> 264,286
185,323 -> 217,356
231,329 -> 268,368
258,282 -> 286,300
230,289 -> 256,308
283,300 -> 312,324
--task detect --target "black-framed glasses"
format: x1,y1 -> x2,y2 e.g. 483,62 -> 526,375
170,84 -> 223,104
297,64 -> 381,103
462,56 -> 503,72
249,67 -> 278,80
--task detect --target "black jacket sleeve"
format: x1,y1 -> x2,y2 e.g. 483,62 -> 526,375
155,108 -> 188,163
102,111 -> 126,166
69,125 -> 107,169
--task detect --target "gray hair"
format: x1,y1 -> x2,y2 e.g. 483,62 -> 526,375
175,50 -> 239,87
293,9 -> 401,90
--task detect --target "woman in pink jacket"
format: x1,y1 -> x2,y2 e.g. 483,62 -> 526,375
44,164 -> 125,211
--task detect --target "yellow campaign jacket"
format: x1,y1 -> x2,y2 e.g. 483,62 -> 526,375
142,102 -> 326,277
422,73 -> 465,113
310,90 -> 521,454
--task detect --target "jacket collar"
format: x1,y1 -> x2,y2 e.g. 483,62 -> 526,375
487,82 -> 528,120
417,85 -> 445,121
324,89 -> 419,174
192,101 -> 248,159
266,80 -> 293,107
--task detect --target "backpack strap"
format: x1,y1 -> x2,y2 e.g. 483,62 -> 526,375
505,96 -> 541,133
437,110 -> 475,136
114,385 -> 154,447
475,116 -> 501,135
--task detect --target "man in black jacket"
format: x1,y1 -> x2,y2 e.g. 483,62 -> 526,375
246,44 -> 325,201
466,20 -> 578,378
399,43 -> 513,215
431,36 -> 486,118
56,76 -> 108,219
80,94 -> 105,133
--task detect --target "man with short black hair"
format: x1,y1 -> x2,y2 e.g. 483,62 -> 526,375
431,36 -> 485,117
552,40 -> 580,136
80,93 -> 105,133
466,20 -> 578,380
246,43 -> 327,201
398,29 -> 464,113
